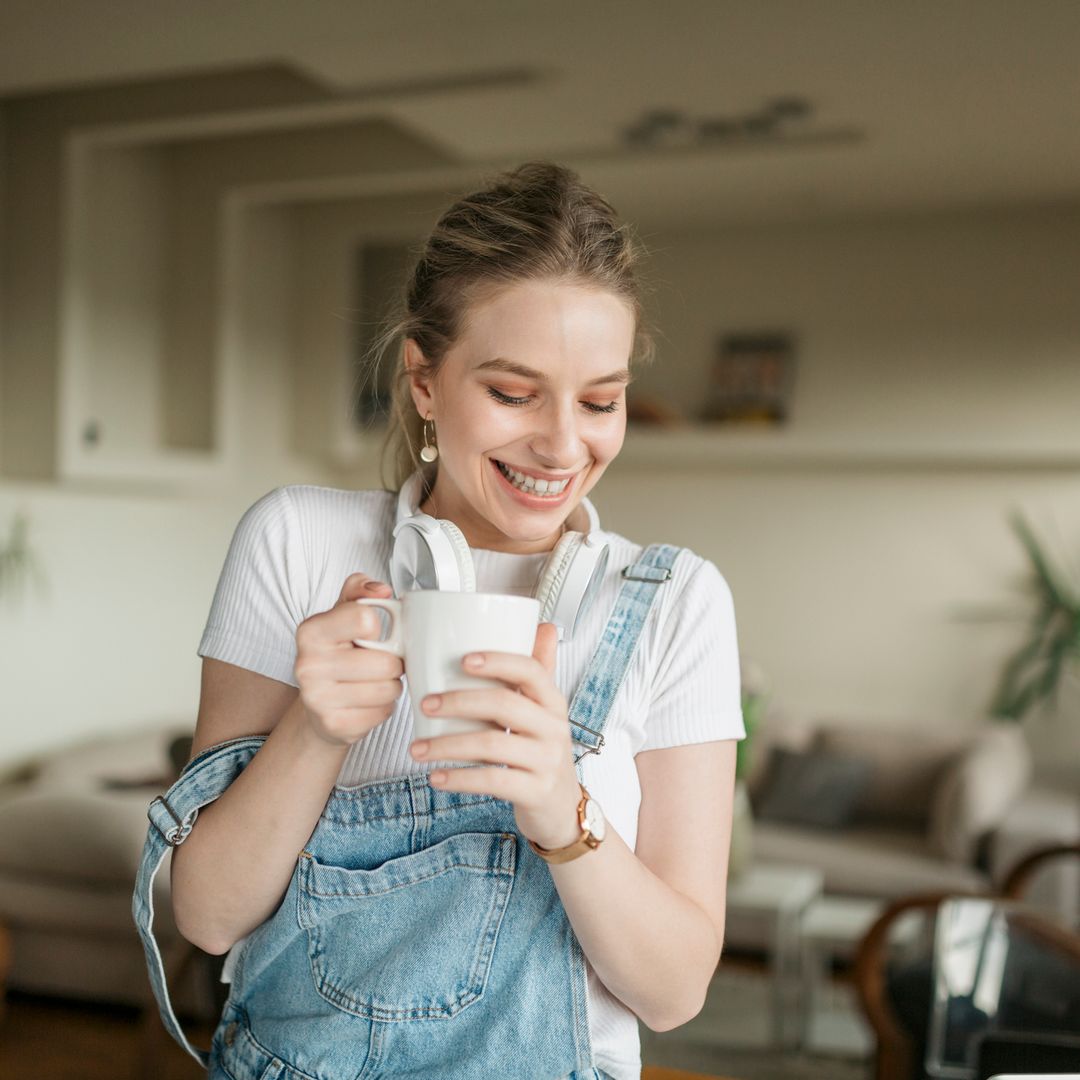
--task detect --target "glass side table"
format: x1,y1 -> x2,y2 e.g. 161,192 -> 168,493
926,896 -> 1080,1079
723,863 -> 823,1048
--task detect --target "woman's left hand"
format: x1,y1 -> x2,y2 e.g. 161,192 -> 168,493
408,622 -> 583,851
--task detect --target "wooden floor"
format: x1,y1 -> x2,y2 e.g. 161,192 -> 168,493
0,987 -> 853,1080
0,993 -> 210,1080
0,995 -> 742,1080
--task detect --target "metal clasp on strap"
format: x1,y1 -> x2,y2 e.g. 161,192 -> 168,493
569,717 -> 606,762
621,564 -> 672,583
148,795 -> 196,846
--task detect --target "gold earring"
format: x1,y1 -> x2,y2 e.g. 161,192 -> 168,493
420,415 -> 438,463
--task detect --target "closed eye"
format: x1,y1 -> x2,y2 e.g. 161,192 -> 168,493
485,386 -> 620,414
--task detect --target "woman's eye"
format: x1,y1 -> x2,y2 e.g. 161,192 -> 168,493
486,386 -> 532,407
486,386 -> 621,414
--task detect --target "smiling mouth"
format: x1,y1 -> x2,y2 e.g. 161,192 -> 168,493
492,459 -> 575,496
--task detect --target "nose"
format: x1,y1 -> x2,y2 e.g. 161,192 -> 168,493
528,398 -> 586,469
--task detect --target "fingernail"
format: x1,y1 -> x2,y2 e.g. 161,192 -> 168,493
364,580 -> 385,592
429,771 -> 447,786
464,653 -> 484,669
411,740 -> 429,758
422,695 -> 441,712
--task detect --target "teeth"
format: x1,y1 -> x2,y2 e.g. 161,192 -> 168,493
495,461 -> 570,496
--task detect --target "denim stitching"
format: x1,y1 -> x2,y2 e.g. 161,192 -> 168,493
302,836 -> 517,1022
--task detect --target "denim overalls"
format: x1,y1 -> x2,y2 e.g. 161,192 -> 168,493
134,544 -> 681,1080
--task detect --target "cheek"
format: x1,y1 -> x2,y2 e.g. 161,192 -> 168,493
593,420 -> 626,463
440,399 -> 520,453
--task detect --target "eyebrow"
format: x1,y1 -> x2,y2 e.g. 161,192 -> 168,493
474,357 -> 633,386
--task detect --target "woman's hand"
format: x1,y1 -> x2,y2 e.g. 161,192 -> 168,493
294,574 -> 405,746
408,622 -> 583,851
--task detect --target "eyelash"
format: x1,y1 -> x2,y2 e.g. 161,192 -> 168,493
485,386 -> 620,414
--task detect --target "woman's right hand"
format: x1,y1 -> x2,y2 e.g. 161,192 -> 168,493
293,574 -> 405,746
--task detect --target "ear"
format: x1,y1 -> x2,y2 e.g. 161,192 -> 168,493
404,338 -> 436,419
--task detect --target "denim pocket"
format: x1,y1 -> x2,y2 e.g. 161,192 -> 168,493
297,830 -> 517,1021
211,1011 -> 318,1080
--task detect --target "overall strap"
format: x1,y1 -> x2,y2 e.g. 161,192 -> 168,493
568,543 -> 682,770
132,735 -> 267,1068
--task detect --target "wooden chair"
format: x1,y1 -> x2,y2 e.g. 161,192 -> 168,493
0,919 -> 10,1025
852,843 -> 1080,1080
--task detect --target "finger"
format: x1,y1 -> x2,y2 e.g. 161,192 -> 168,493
427,765 -> 522,801
533,622 -> 558,676
337,573 -> 393,603
411,728 -> 538,770
337,650 -> 404,680
336,678 -> 405,707
423,686 -> 551,737
458,650 -> 564,713
300,589 -> 393,649
300,606 -> 380,649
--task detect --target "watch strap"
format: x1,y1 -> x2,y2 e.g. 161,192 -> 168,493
527,783 -> 602,864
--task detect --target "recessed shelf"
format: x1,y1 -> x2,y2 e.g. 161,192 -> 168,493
615,426 -> 1080,471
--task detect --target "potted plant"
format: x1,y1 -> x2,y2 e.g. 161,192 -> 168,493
729,661 -> 767,879
989,511 -> 1080,723
0,511 -> 46,606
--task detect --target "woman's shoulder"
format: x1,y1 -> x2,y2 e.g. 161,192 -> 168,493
250,483 -> 393,532
229,485 -> 395,573
598,529 -> 729,600
277,483 -> 394,516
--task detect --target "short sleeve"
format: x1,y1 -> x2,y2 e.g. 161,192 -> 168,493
196,487 -> 310,687
639,557 -> 746,752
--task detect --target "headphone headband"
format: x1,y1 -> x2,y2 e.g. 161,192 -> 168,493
390,469 -> 608,642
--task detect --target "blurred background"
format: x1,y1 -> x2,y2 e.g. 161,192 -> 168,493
1,2 -> 1079,1078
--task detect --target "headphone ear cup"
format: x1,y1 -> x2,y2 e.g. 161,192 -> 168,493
535,532 -> 582,624
439,519 -> 476,592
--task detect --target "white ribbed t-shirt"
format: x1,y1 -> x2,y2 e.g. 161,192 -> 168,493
197,484 -> 745,1080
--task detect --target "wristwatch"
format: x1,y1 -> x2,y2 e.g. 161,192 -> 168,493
527,783 -> 606,864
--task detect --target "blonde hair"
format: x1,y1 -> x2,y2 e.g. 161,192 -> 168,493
362,160 -> 656,490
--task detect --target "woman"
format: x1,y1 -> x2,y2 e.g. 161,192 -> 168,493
135,161 -> 745,1080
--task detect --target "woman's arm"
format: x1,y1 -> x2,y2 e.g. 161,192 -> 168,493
170,575 -> 403,955
169,662 -> 349,954
407,624 -> 738,1032
546,740 -> 736,1031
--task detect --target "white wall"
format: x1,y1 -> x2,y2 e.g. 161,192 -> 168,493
631,204 -> 1080,452
600,206 -> 1080,783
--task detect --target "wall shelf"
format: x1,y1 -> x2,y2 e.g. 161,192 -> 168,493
610,426 -> 1080,472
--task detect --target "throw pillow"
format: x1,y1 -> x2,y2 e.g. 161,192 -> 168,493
753,747 -> 874,829
929,723 -> 1032,863
813,724 -> 969,829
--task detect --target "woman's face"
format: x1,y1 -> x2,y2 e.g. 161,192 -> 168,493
407,278 -> 634,553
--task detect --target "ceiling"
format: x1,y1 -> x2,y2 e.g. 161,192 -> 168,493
2,0 -> 1079,229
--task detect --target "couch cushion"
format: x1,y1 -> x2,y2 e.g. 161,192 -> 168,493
751,821 -> 989,898
813,723 -> 969,829
929,722 -> 1033,863
29,725 -> 185,791
0,788 -> 162,888
753,747 -> 873,829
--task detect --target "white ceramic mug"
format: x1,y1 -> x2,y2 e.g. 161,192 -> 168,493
353,591 -> 541,740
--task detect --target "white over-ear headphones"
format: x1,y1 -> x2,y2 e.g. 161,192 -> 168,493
390,470 -> 610,643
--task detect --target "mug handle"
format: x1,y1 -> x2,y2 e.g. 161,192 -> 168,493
352,598 -> 404,656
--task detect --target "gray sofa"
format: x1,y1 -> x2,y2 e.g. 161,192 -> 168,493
0,725 -> 190,1008
735,711 -> 1080,933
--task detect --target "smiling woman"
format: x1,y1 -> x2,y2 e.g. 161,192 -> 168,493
135,161 -> 746,1080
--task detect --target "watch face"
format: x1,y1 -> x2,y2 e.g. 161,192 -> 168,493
583,798 -> 606,842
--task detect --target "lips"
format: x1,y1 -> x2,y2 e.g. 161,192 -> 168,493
490,458 -> 577,504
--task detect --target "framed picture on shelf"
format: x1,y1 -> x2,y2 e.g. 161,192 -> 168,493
702,332 -> 796,425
